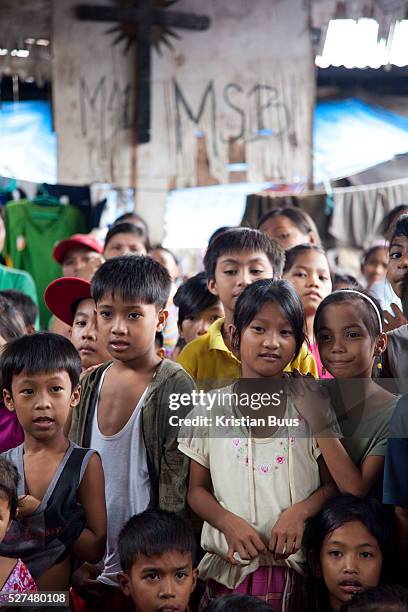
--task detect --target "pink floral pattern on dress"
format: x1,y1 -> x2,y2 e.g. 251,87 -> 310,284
231,439 -> 289,474
1,559 -> 37,593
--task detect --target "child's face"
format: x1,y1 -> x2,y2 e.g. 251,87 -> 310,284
70,298 -> 111,370
284,251 -> 331,317
0,495 -> 11,543
150,249 -> 179,283
320,520 -> 382,611
387,234 -> 408,298
180,304 -> 224,344
238,301 -> 297,378
62,247 -> 97,278
104,233 -> 147,259
361,248 -> 388,289
118,550 -> 198,612
260,215 -> 311,250
209,251 -> 273,316
316,302 -> 385,379
3,370 -> 80,440
96,292 -> 166,363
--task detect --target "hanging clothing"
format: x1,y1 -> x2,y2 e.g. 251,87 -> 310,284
0,263 -> 38,311
329,178 -> 408,249
240,191 -> 329,242
3,199 -> 86,327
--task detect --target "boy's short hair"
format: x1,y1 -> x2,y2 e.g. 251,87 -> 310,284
339,584 -> 408,612
91,255 -> 171,309
118,509 -> 196,574
104,222 -> 147,250
1,332 -> 81,392
0,290 -> 38,328
113,212 -> 149,234
203,228 -> 285,280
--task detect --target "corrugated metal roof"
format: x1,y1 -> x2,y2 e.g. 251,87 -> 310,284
316,18 -> 408,68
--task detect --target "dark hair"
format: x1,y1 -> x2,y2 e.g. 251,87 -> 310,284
173,272 -> 220,328
113,212 -> 149,233
389,213 -> 408,245
149,244 -> 179,267
304,494 -> 395,584
332,273 -> 363,292
202,594 -> 274,612
155,331 -> 164,349
232,279 -> 306,360
283,243 -> 329,275
1,332 -> 81,393
378,205 -> 408,239
0,290 -> 38,328
203,228 -> 285,280
401,272 -> 408,319
314,290 -> 383,341
339,584 -> 408,612
361,244 -> 387,267
91,255 -> 171,309
208,226 -> 234,246
0,458 -> 19,521
104,222 -> 148,251
118,509 -> 196,574
257,206 -> 321,246
113,213 -> 150,249
0,296 -> 26,341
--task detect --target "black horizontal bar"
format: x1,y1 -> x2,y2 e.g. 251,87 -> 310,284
75,5 -> 210,30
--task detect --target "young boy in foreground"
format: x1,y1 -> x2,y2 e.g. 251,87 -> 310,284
0,333 -> 106,591
69,255 -> 196,610
118,509 -> 198,612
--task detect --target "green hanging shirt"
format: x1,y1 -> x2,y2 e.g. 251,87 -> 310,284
3,200 -> 86,328
0,264 -> 38,319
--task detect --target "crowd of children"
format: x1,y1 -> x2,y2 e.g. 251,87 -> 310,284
0,205 -> 405,611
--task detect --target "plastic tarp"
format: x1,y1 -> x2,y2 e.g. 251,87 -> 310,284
163,182 -> 272,249
0,100 -> 56,184
314,97 -> 408,184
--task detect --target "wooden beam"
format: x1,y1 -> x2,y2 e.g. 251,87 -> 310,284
76,5 -> 210,30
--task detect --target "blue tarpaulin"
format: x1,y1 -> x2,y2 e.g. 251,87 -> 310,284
314,97 -> 408,184
0,100 -> 56,184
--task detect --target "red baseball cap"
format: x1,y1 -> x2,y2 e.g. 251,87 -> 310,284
44,277 -> 92,326
53,234 -> 103,264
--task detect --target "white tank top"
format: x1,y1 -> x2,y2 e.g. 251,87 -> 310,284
90,365 -> 150,586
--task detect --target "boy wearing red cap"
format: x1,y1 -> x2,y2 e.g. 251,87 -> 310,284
50,235 -> 104,337
53,234 -> 104,281
45,277 -> 111,373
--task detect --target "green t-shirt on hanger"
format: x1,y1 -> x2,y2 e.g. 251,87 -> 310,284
3,199 -> 86,328
0,264 -> 39,328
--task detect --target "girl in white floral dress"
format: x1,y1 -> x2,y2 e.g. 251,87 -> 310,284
179,279 -> 335,611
